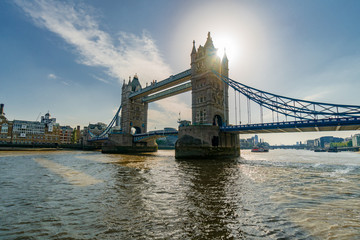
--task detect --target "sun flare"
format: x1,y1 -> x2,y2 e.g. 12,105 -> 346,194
214,35 -> 238,62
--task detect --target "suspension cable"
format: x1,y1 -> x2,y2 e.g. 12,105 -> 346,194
234,89 -> 237,125
239,91 -> 241,124
247,97 -> 251,124
239,92 -> 241,124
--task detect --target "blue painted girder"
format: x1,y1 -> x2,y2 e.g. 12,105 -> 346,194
133,130 -> 178,142
221,117 -> 360,134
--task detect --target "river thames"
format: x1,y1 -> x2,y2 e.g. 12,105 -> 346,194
0,149 -> 359,239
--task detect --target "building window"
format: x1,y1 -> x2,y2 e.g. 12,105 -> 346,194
1,124 -> 8,134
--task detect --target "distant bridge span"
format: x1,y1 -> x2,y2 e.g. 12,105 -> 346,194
133,130 -> 178,142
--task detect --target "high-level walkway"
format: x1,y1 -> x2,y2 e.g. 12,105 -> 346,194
129,69 -> 191,102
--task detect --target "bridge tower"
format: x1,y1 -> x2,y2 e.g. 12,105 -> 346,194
175,32 -> 239,159
102,75 -> 157,154
120,75 -> 148,134
191,32 -> 229,126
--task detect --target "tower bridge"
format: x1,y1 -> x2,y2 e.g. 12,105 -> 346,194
88,32 -> 360,158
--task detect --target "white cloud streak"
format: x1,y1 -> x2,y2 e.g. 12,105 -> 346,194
91,75 -> 110,84
47,73 -> 57,79
61,81 -> 70,86
15,0 -> 172,83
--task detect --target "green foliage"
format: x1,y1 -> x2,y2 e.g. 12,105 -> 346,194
330,141 -> 352,148
71,129 -> 78,144
156,138 -> 167,145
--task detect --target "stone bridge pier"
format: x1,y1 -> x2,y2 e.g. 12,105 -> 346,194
175,125 -> 239,159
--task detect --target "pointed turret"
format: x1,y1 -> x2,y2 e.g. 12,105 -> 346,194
222,48 -> 228,63
130,74 -> 142,91
221,48 -> 229,78
191,40 -> 196,54
191,40 -> 197,65
204,32 -> 215,50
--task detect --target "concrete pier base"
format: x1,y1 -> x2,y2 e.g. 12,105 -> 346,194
102,133 -> 158,154
175,125 -> 240,159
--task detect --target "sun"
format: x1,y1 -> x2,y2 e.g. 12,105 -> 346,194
213,35 -> 238,62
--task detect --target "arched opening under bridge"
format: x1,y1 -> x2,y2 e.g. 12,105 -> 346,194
131,126 -> 142,134
213,115 -> 223,126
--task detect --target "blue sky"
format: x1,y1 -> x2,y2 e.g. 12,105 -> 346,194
1,0 -> 360,145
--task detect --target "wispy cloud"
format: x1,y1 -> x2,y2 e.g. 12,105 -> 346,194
92,75 -> 110,84
298,55 -> 360,104
15,0 -> 172,83
61,81 -> 70,86
304,91 -> 333,102
47,73 -> 57,79
148,97 -> 192,129
47,73 -> 71,86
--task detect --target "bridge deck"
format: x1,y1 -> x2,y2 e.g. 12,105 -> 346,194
129,69 -> 191,100
89,118 -> 360,142
221,117 -> 360,134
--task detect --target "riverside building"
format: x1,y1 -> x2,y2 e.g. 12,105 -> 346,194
352,134 -> 360,147
0,105 -> 60,145
0,104 -> 13,144
0,104 -> 83,146
11,113 -> 60,145
60,126 -> 73,144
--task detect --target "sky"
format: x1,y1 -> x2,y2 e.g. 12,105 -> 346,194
1,0 -> 360,145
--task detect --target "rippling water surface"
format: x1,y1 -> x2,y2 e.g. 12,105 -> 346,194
0,149 -> 359,239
